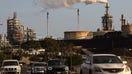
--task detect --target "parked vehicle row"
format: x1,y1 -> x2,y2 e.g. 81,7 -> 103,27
0,54 -> 131,74
27,59 -> 69,74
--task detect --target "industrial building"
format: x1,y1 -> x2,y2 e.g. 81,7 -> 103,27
61,3 -> 132,50
7,12 -> 24,45
0,34 -> 10,47
64,3 -> 115,40
93,3 -> 114,37
25,28 -> 36,41
7,12 -> 36,45
121,14 -> 132,35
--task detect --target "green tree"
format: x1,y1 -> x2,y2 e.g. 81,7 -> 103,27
29,55 -> 42,62
66,55 -> 82,66
40,38 -> 60,52
0,53 -> 12,66
59,42 -> 74,56
21,40 -> 41,50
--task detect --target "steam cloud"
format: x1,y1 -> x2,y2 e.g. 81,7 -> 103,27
34,0 -> 108,9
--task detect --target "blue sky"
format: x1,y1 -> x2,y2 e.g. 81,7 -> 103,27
0,0 -> 132,39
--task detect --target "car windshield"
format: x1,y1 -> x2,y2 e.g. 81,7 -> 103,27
48,60 -> 64,66
34,63 -> 46,66
93,56 -> 122,64
3,61 -> 18,66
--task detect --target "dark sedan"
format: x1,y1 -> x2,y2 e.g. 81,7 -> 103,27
47,59 -> 69,74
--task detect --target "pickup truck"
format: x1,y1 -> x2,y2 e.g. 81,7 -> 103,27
1,59 -> 21,74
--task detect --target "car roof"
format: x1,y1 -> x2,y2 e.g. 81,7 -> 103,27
32,62 -> 46,65
31,62 -> 47,66
33,62 -> 45,63
89,54 -> 116,56
48,59 -> 62,62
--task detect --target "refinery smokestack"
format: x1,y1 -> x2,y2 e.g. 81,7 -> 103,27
77,8 -> 80,31
47,12 -> 49,37
13,12 -> 17,18
121,14 -> 126,26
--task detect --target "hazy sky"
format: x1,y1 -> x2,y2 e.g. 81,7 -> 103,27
0,0 -> 132,39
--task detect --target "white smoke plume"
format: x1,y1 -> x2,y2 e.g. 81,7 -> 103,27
34,0 -> 108,9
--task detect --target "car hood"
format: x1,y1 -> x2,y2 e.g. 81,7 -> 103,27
49,65 -> 67,68
33,66 -> 46,68
2,66 -> 20,68
94,63 -> 125,68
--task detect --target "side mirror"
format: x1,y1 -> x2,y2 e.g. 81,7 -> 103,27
123,61 -> 127,64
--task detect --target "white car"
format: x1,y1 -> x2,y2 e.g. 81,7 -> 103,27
80,54 -> 131,74
1,59 -> 21,74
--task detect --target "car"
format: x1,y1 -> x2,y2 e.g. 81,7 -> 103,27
80,54 -> 131,74
31,62 -> 47,74
47,59 -> 69,74
1,59 -> 21,74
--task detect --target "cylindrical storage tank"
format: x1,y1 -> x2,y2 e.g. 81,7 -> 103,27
64,31 -> 93,40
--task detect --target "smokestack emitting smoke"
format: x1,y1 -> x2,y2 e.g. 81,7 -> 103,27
34,0 -> 108,9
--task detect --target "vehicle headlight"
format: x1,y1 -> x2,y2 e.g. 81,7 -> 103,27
65,66 -> 69,71
94,67 -> 102,72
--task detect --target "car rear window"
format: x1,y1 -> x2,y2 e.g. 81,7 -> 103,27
3,61 -> 18,66
34,63 -> 46,66
93,56 -> 122,64
48,60 -> 64,66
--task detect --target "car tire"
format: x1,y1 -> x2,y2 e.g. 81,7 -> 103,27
89,69 -> 92,74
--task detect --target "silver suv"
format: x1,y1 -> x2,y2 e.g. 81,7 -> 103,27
31,62 -> 47,74
1,59 -> 21,74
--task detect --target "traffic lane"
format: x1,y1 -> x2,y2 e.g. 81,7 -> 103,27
21,65 -> 132,74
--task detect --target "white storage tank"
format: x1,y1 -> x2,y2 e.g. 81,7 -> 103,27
64,31 -> 93,40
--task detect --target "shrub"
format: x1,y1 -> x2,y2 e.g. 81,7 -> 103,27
29,55 -> 42,62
